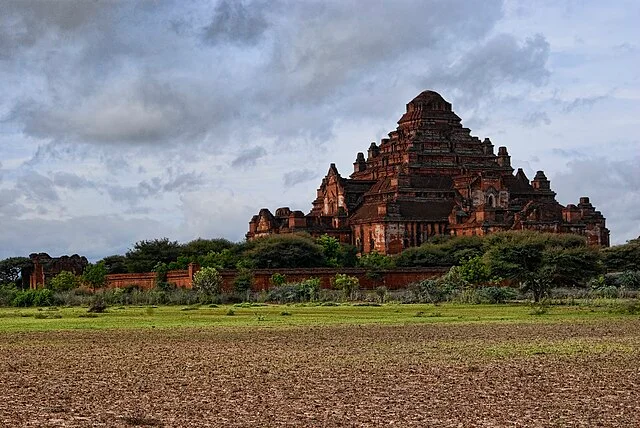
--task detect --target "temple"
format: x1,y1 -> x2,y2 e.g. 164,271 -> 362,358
247,91 -> 609,253
23,253 -> 88,289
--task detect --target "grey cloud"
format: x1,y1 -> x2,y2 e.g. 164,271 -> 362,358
108,169 -> 204,204
4,0 -> 543,153
0,0 -> 114,57
283,169 -> 317,187
522,111 -> 551,127
431,33 -> 550,104
19,78 -> 220,145
563,95 -> 608,113
15,171 -> 58,202
52,172 -> 95,189
163,172 -> 204,192
231,146 -> 267,168
552,157 -> 640,244
203,0 -> 269,45
0,188 -> 23,216
551,148 -> 586,159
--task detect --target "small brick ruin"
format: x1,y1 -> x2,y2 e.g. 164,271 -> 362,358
24,253 -> 89,289
247,90 -> 609,253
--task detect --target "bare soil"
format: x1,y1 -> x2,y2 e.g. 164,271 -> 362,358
1,320 -> 639,427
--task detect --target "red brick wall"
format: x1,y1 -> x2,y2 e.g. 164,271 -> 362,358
106,267 -> 448,292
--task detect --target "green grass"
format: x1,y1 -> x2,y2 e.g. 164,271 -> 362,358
0,302 -> 636,332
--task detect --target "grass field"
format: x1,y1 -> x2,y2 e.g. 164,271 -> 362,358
1,302 -> 639,427
0,300 -> 636,332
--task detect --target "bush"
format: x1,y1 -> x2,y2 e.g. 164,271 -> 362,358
374,286 -> 388,303
192,267 -> 222,296
233,269 -> 254,293
333,274 -> 359,300
407,279 -> 447,303
12,289 -> 54,307
267,278 -> 320,303
0,287 -> 18,306
269,273 -> 287,287
88,296 -> 107,313
475,286 -> 518,304
49,271 -> 80,291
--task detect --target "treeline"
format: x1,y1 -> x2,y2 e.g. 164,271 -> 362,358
1,232 -> 639,295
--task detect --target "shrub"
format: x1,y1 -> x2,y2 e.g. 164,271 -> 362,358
82,262 -> 107,290
49,271 -> 80,291
458,256 -> 492,285
475,286 -> 518,304
192,267 -> 222,296
12,289 -> 54,307
333,274 -> 359,300
233,269 -> 254,293
407,279 -> 447,303
374,286 -> 388,303
0,287 -> 18,306
88,296 -> 107,313
267,278 -> 320,303
269,273 -> 287,287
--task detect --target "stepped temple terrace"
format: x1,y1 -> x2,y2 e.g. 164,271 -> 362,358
247,91 -> 609,254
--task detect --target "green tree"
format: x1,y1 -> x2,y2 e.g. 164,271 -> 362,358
125,238 -> 182,273
458,256 -> 492,286
49,271 -> 80,291
484,231 -> 595,302
357,251 -> 396,269
99,255 -> 128,274
233,268 -> 254,294
395,244 -> 453,267
180,238 -> 237,258
336,244 -> 359,267
192,267 -> 223,296
602,238 -> 640,272
316,234 -> 341,266
245,235 -> 326,268
83,262 -> 107,290
269,273 -> 287,287
0,257 -> 31,288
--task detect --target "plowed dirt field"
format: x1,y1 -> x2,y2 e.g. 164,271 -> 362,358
1,320 -> 639,427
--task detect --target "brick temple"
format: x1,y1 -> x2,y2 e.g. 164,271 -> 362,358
247,91 -> 609,254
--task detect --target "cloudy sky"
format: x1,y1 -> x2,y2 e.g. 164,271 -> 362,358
1,0 -> 639,260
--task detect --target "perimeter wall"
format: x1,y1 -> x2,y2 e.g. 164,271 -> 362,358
105,265 -> 449,292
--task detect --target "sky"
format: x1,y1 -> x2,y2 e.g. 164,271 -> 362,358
0,0 -> 639,260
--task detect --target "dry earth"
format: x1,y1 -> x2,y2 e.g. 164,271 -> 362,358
1,320 -> 639,427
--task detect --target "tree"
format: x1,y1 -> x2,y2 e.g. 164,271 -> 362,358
50,271 -> 80,291
602,238 -> 640,272
233,268 -> 254,294
0,257 -> 31,288
483,231 -> 597,302
180,238 -> 237,258
125,238 -> 182,273
245,235 -> 326,268
99,255 -> 128,274
83,262 -> 107,290
457,256 -> 492,286
395,245 -> 453,267
484,236 -> 547,301
192,267 -> 223,296
357,252 -> 395,269
316,235 -> 341,266
336,244 -> 359,267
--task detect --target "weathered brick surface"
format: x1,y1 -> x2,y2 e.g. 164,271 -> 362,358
106,267 -> 449,291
